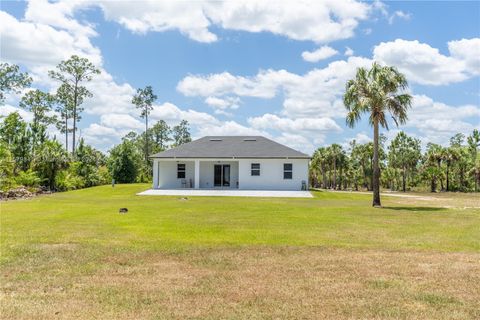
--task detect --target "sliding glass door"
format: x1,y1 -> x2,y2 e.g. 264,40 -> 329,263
214,164 -> 231,187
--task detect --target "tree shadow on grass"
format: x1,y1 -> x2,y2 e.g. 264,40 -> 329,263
382,206 -> 445,212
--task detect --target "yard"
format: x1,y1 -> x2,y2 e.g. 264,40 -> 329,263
1,184 -> 479,319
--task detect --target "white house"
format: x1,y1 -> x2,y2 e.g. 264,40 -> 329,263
150,136 -> 310,190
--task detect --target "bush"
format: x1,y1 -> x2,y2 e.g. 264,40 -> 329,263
55,170 -> 84,191
15,169 -> 42,187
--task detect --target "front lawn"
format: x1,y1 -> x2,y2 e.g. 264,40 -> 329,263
1,184 -> 479,319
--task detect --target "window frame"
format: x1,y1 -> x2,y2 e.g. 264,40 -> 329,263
177,163 -> 186,179
251,163 -> 260,176
283,163 -> 293,180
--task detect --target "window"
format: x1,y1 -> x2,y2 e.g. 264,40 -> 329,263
177,164 -> 186,179
284,163 -> 292,179
251,163 -> 260,176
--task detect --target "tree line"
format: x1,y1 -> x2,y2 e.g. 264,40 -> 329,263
1,58 -> 478,202
0,58 -> 191,192
310,130 -> 480,193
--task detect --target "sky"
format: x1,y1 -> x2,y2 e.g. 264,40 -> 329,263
1,0 -> 479,154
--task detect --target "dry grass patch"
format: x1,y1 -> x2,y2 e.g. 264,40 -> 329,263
2,247 -> 479,319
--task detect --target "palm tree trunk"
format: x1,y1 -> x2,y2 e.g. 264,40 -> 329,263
402,166 -> 406,192
333,159 -> 337,189
372,119 -> 381,207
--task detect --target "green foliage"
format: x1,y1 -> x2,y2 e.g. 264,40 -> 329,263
34,140 -> 69,190
108,140 -> 140,183
14,169 -> 42,187
172,120 -> 192,147
344,62 -> 412,206
49,55 -> 100,154
0,63 -> 32,104
132,86 -> 157,119
55,168 -> 85,192
0,142 -> 14,190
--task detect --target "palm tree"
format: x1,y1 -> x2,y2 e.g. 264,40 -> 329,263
330,144 -> 342,190
344,62 -> 412,207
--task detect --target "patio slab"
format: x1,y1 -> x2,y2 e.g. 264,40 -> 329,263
137,189 -> 313,198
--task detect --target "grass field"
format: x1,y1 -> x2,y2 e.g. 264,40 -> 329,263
1,184 -> 479,319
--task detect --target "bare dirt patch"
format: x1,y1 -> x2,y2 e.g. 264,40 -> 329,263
2,247 -> 479,319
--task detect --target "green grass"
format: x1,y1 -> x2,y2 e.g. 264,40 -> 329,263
1,184 -> 479,319
1,184 -> 479,257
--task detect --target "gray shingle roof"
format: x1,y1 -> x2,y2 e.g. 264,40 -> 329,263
150,136 -> 310,159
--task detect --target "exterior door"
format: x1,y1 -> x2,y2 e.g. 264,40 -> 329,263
222,165 -> 230,187
214,164 -> 230,187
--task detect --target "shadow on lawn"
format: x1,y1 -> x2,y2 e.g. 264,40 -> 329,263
382,206 -> 445,212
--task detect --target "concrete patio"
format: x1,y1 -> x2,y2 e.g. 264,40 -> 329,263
137,189 -> 313,198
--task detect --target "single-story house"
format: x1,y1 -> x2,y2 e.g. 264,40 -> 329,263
150,136 -> 310,190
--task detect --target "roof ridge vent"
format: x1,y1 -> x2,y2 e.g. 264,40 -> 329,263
209,138 -> 222,141
243,138 -> 257,141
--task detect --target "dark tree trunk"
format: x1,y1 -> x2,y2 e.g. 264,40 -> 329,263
446,163 -> 450,191
372,119 -> 381,207
431,177 -> 436,193
145,113 -> 149,164
65,115 -> 68,152
438,161 -> 445,191
402,166 -> 407,192
72,80 -> 78,155
322,164 -> 327,189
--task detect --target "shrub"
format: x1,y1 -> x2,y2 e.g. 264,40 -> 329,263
15,169 -> 42,187
55,170 -> 84,191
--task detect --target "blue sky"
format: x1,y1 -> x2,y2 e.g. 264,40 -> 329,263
1,0 -> 479,153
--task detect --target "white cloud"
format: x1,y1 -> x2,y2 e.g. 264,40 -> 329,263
86,0 -> 372,44
344,47 -> 354,56
195,120 -> 268,138
405,94 -> 480,144
448,38 -> 480,75
0,10 -> 101,67
0,104 -> 33,122
100,113 -> 143,130
204,96 -> 240,115
178,56 -> 372,119
302,46 -> 338,62
150,102 -> 220,128
373,38 -> 480,85
388,10 -> 411,24
276,133 -> 316,154
248,114 -> 342,133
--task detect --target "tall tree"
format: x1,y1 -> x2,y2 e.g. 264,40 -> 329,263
172,120 -> 192,147
34,140 -> 69,190
19,89 -> 56,154
425,143 -> 444,192
54,83 -> 74,152
0,63 -> 32,104
467,129 -> 480,191
329,144 -> 343,190
49,55 -> 100,154
150,120 -> 172,151
132,86 -> 157,164
388,131 -> 421,192
344,62 -> 412,207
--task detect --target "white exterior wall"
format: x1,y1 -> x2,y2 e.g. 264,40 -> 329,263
199,161 -> 239,188
153,158 -> 308,190
155,160 -> 195,189
238,158 -> 309,190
